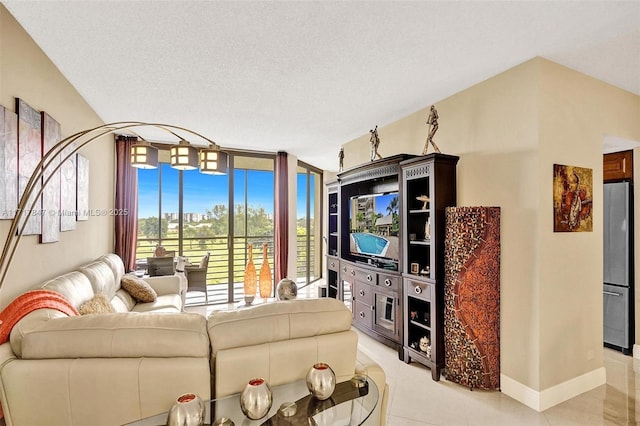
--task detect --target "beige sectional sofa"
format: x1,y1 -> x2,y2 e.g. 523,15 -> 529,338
208,298 -> 389,426
0,254 -> 388,426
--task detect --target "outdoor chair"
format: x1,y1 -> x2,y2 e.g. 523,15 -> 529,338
185,252 -> 210,304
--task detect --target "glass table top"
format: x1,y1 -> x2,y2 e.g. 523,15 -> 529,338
125,376 -> 378,426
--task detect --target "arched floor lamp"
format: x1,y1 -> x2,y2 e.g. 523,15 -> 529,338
0,121 -> 227,289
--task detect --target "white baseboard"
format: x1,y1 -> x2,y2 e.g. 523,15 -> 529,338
500,367 -> 606,412
633,344 -> 640,359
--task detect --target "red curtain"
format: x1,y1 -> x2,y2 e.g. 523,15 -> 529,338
114,136 -> 138,271
274,152 -> 288,282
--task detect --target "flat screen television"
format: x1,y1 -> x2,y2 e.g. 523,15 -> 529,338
348,191 -> 399,270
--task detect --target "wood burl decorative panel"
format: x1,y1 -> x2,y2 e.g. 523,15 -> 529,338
444,206 -> 500,390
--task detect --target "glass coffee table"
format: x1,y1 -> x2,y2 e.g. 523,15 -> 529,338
126,377 -> 378,426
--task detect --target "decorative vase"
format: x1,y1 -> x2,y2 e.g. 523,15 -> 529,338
275,278 -> 297,300
259,243 -> 272,299
240,378 -> 272,420
306,362 -> 336,400
243,243 -> 256,305
166,393 -> 205,426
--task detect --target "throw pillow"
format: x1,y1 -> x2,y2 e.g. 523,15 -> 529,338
78,294 -> 115,315
121,275 -> 157,303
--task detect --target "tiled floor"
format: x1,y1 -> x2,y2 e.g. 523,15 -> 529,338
187,291 -> 638,426
356,327 -> 638,426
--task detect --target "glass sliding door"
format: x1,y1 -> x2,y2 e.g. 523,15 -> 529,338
160,164 -> 180,254
182,168 -> 229,303
297,162 -> 323,287
136,164 -> 177,256
231,155 -> 275,302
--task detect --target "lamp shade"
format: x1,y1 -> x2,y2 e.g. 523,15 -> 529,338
170,140 -> 198,170
199,147 -> 228,175
130,142 -> 158,169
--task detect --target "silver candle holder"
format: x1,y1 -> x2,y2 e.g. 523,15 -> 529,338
240,378 -> 273,420
306,362 -> 336,401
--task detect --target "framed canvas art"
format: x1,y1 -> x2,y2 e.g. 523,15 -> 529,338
60,142 -> 77,231
16,98 -> 42,235
553,164 -> 593,232
76,154 -> 89,221
41,112 -> 61,243
0,106 -> 18,219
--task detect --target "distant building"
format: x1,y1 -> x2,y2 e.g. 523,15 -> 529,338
375,214 -> 393,236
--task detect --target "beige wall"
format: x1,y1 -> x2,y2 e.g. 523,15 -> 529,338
0,6 -> 113,307
340,57 -> 640,404
537,59 -> 640,389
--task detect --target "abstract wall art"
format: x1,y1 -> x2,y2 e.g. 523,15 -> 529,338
60,142 -> 77,231
76,154 -> 89,221
41,112 -> 61,243
0,106 -> 18,219
444,206 -> 500,390
16,98 -> 42,235
553,164 -> 593,232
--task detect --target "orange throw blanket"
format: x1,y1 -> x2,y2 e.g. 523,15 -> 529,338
0,290 -> 78,418
0,289 -> 79,344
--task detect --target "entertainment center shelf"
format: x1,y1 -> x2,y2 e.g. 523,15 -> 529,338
324,153 -> 458,379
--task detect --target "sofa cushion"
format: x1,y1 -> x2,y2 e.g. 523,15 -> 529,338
131,294 -> 182,313
41,271 -> 95,310
207,298 -> 353,354
112,289 -> 136,312
121,275 -> 157,303
79,261 -> 118,299
19,313 -> 209,359
78,294 -> 116,315
97,254 -> 126,288
9,309 -> 69,358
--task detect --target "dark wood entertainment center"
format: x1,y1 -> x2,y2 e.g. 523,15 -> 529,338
325,153 -> 458,380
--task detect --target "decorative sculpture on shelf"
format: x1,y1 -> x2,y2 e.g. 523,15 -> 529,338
422,105 -> 441,155
259,243 -> 272,299
424,217 -> 431,240
416,195 -> 430,210
243,243 -> 256,305
338,147 -> 344,172
369,125 -> 382,161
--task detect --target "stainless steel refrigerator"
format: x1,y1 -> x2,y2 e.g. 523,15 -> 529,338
603,181 -> 634,354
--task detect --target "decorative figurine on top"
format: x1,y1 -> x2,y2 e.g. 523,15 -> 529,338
369,125 -> 382,162
338,147 -> 344,172
422,105 -> 441,155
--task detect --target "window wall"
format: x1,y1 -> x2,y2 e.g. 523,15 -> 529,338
136,150 -> 274,304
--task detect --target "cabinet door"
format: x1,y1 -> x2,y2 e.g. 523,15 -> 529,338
604,151 -> 633,181
353,281 -> 374,306
353,300 -> 373,329
373,288 -> 399,340
404,279 -> 434,359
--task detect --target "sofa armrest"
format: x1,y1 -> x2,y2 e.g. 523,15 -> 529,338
20,312 -> 209,359
142,275 -> 181,295
0,342 -> 16,369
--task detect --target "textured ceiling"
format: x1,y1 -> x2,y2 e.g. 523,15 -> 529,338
3,1 -> 639,171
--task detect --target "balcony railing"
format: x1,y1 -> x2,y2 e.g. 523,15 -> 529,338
136,233 -> 317,305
